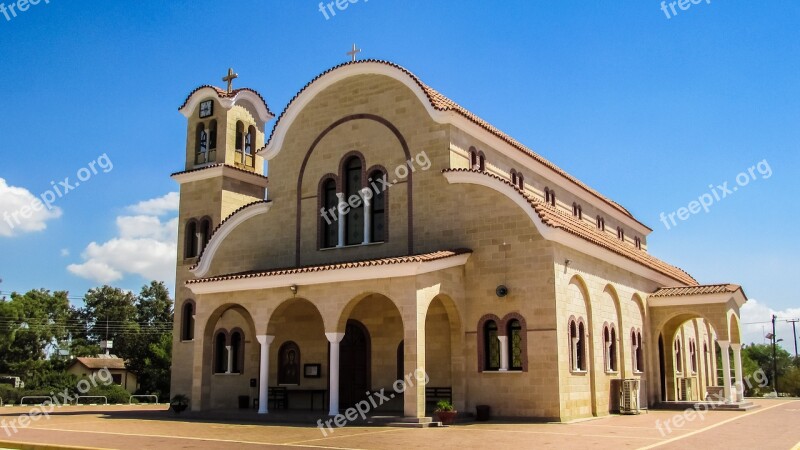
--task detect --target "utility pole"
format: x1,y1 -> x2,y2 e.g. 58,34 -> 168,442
772,315 -> 778,393
787,319 -> 799,359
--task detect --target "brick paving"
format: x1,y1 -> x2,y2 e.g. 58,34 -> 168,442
0,399 -> 798,449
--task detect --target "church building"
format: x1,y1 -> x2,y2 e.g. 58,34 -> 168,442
169,60 -> 748,422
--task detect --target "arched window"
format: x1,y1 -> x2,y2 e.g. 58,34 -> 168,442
208,120 -> 218,162
675,340 -> 683,373
214,331 -> 227,374
235,121 -> 244,164
230,330 -> 243,374
195,124 -> 208,165
483,320 -> 500,371
478,152 -> 486,172
469,148 -> 478,169
245,126 -> 256,167
517,173 -> 524,190
321,178 -> 338,248
690,339 -> 697,373
508,319 -> 523,371
573,203 -> 583,219
199,217 -> 212,254
278,341 -> 301,385
604,325 -> 617,372
632,329 -> 644,373
184,220 -> 198,258
617,227 -> 625,241
369,169 -> 386,243
545,188 -> 556,207
635,236 -> 642,249
181,301 -> 194,341
510,169 -> 517,186
570,319 -> 587,372
597,216 -> 605,231
344,157 -> 364,246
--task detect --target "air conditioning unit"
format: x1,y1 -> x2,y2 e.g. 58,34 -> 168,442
620,379 -> 641,415
679,377 -> 696,401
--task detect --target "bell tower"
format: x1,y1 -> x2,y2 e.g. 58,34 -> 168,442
169,69 -> 273,400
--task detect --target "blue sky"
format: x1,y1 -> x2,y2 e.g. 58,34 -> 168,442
0,0 -> 798,348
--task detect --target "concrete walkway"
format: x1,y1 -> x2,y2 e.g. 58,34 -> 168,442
0,399 -> 798,449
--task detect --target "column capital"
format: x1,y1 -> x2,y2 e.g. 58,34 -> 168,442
717,340 -> 731,348
326,332 -> 345,343
256,335 -> 275,345
730,343 -> 742,351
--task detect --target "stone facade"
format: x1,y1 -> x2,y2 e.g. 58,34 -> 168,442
169,61 -> 746,422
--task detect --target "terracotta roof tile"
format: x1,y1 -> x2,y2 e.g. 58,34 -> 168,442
263,60 -> 643,226
443,168 -> 697,286
73,357 -> 127,370
178,85 -> 274,117
187,249 -> 472,285
170,163 -> 269,180
651,284 -> 742,298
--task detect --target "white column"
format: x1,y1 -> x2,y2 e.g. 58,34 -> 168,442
326,332 -> 345,416
732,343 -> 744,403
225,345 -> 233,374
195,232 -> 203,255
718,341 -> 732,402
498,336 -> 509,371
571,337 -> 579,371
362,187 -> 372,245
336,193 -> 346,247
256,335 -> 274,414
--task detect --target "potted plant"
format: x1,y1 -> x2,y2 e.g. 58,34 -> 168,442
170,394 -> 189,414
434,400 -> 457,425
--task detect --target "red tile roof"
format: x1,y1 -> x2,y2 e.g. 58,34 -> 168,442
651,284 -> 743,298
264,60 -> 644,227
170,163 -> 269,180
178,85 -> 274,117
187,249 -> 472,285
443,168 -> 697,286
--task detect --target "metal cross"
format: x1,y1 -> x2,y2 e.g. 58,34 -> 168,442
347,44 -> 362,62
223,68 -> 239,94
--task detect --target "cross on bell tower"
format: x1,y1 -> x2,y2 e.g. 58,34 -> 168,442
223,68 -> 239,94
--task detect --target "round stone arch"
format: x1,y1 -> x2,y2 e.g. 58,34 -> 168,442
728,312 -> 742,345
601,284 -> 625,376
333,290 -> 405,334
568,274 -> 598,415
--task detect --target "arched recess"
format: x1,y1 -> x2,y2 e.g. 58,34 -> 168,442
267,297 -> 327,393
567,274 -> 597,416
728,313 -> 741,345
295,114 -> 414,265
425,294 -> 465,411
602,285 -> 625,377
654,312 -> 719,402
197,303 -> 257,410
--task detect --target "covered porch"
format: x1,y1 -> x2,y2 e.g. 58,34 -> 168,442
184,250 -> 470,423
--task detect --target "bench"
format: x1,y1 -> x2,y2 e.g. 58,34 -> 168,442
425,386 -> 452,412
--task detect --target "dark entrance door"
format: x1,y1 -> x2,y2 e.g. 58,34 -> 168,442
339,320 -> 371,409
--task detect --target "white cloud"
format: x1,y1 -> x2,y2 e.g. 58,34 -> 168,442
740,299 -> 800,351
68,194 -> 178,287
0,178 -> 62,237
126,192 -> 179,216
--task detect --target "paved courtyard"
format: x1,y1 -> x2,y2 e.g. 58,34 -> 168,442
0,399 -> 798,450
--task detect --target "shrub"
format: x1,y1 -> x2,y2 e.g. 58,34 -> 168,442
83,384 -> 131,404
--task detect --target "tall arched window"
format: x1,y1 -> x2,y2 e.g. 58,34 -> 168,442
478,152 -> 486,172
510,169 -> 518,186
321,178 -> 338,248
208,120 -> 218,163
214,331 -> 227,374
617,227 -> 625,241
570,319 -> 587,372
517,173 -> 524,190
635,236 -> 642,249
573,203 -> 583,219
632,329 -> 644,373
603,325 -> 617,372
484,320 -> 500,371
184,220 -> 198,258
369,169 -> 386,243
344,157 -> 364,246
181,301 -> 194,341
675,340 -> 683,373
545,188 -> 556,207
195,124 -> 208,165
230,330 -> 243,373
689,339 -> 697,373
470,148 -> 478,169
245,126 -> 256,167
235,121 -> 244,164
597,216 -> 606,231
278,341 -> 301,385
508,319 -> 523,371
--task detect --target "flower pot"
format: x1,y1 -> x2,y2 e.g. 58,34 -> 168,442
435,410 -> 458,425
171,404 -> 188,414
